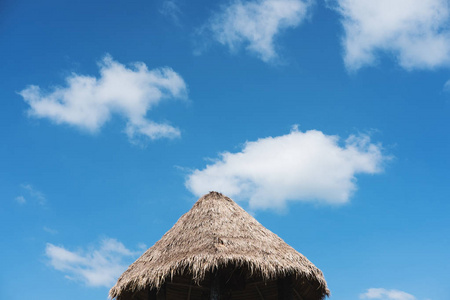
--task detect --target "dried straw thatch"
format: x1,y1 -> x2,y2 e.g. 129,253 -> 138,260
110,192 -> 329,300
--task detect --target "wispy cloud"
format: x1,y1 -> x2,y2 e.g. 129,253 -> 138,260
16,184 -> 46,205
200,0 -> 312,62
14,195 -> 26,205
159,0 -> 182,26
186,127 -> 388,210
43,226 -> 58,235
360,288 -> 416,300
443,79 -> 450,92
19,55 -> 188,143
331,0 -> 450,71
45,238 -> 139,287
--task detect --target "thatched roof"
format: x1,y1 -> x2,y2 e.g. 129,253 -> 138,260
110,192 -> 329,300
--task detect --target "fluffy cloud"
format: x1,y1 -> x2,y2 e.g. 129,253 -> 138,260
332,0 -> 450,70
360,288 -> 416,300
45,238 -> 139,287
19,55 -> 187,142
203,0 -> 312,62
186,128 -> 387,210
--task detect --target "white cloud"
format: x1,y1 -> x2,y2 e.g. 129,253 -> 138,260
45,238 -> 139,287
19,55 -> 187,142
203,0 -> 312,62
360,288 -> 416,300
186,128 -> 387,210
332,0 -> 450,70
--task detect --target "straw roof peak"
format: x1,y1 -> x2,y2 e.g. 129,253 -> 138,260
110,191 -> 329,299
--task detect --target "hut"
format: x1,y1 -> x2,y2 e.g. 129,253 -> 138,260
110,192 -> 329,300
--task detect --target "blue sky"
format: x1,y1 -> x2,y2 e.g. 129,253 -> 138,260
1,0 -> 449,299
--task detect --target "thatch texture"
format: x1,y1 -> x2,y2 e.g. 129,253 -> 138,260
110,192 -> 329,300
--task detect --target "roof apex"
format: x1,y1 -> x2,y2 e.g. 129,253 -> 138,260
110,192 -> 329,299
